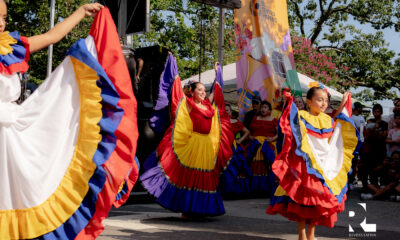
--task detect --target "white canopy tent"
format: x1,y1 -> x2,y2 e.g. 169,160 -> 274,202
182,63 -> 345,102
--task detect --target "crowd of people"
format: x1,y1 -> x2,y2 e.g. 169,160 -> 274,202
351,99 -> 400,201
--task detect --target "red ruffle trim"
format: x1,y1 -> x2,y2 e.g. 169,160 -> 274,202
307,129 -> 333,138
76,9 -> 139,239
267,197 -> 345,228
158,117 -> 233,191
0,36 -> 30,75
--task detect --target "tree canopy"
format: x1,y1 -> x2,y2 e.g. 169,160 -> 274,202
287,0 -> 400,100
131,0 -> 235,80
5,0 -> 399,101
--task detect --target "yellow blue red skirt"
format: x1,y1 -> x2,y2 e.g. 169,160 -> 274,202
141,61 -> 234,216
267,94 -> 360,227
0,9 -> 139,239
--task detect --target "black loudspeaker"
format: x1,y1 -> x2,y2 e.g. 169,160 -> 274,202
190,0 -> 242,9
126,0 -> 149,34
132,46 -> 170,105
123,46 -> 170,172
98,0 -> 149,34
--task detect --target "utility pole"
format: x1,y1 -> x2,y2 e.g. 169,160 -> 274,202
218,7 -> 225,71
46,0 -> 55,78
118,0 -> 127,45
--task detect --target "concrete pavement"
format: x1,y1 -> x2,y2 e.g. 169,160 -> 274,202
98,188 -> 400,240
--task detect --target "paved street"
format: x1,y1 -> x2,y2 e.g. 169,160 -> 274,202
99,187 -> 400,240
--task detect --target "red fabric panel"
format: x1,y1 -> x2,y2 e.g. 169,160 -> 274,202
76,8 -> 139,239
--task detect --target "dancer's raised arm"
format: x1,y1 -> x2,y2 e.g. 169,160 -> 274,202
28,3 -> 103,53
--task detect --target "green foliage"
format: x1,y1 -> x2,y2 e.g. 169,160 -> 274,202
287,0 -> 400,100
130,0 -> 235,80
6,0 -> 92,84
292,35 -> 347,86
6,0 -> 235,82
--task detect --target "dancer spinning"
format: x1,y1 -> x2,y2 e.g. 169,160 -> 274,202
141,58 -> 234,217
267,83 -> 359,240
0,3 -> 139,239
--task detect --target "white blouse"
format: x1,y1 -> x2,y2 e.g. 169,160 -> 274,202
0,73 -> 21,125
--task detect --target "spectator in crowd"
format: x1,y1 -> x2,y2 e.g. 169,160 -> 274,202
324,92 -> 344,119
225,103 -> 232,117
348,102 -> 366,189
359,104 -> 388,192
361,151 -> 400,200
351,102 -> 366,132
388,98 -> 400,130
324,92 -> 337,118
294,96 -> 305,110
386,111 -> 400,157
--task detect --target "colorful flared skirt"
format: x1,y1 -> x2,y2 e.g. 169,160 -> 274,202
140,61 -> 234,216
267,94 -> 359,227
0,9 -> 139,239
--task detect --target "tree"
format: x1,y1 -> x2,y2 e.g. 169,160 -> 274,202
291,35 -> 347,86
130,0 -> 236,80
6,0 -> 236,83
7,0 -> 92,84
287,0 -> 400,100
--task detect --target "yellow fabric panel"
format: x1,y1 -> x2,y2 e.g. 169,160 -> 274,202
299,110 -> 333,130
172,98 -> 220,171
117,180 -> 126,193
253,136 -> 276,161
254,136 -> 267,161
298,115 -> 357,195
0,31 -> 17,55
336,119 -> 358,186
0,57 -> 102,239
271,110 -> 282,120
274,185 -> 288,197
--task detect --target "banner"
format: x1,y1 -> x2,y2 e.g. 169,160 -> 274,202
234,0 -> 300,119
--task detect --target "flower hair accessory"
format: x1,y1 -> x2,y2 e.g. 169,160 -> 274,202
183,79 -> 198,97
308,81 -> 321,89
308,81 -> 328,94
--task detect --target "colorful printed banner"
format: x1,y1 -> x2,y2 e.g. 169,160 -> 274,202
234,0 -> 299,119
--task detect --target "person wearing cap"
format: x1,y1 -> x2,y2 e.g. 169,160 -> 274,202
243,95 -> 261,129
351,102 -> 366,133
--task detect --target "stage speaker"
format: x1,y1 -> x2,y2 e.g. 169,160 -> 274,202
123,46 -> 170,169
98,0 -> 149,34
190,0 -> 241,9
